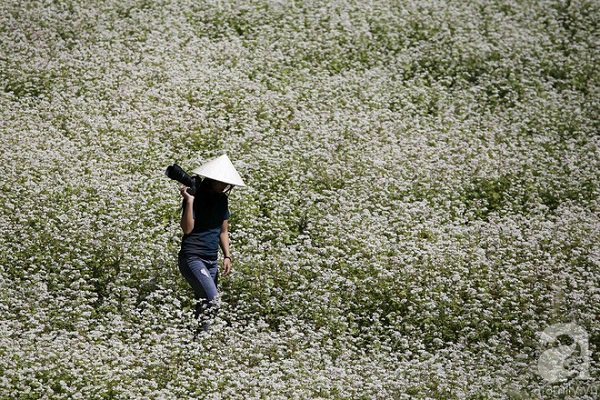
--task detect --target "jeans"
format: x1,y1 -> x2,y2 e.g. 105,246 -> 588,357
178,253 -> 219,321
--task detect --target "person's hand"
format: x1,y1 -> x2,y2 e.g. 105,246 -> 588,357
223,257 -> 232,277
180,186 -> 195,202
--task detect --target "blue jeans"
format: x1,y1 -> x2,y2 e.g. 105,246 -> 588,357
178,253 -> 219,320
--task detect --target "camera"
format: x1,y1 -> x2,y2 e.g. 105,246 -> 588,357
165,164 -> 201,195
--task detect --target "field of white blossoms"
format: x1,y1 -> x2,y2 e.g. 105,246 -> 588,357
1,0 -> 598,398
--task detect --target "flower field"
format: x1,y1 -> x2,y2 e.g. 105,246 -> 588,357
0,0 -> 598,398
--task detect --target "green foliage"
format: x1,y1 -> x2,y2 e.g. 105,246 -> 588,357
0,0 -> 598,398
462,175 -> 513,221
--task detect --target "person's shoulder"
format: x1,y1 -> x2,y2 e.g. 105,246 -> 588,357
220,193 -> 230,212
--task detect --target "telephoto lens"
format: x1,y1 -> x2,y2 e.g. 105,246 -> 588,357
165,164 -> 197,195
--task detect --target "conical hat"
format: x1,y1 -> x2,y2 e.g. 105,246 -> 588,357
191,154 -> 246,187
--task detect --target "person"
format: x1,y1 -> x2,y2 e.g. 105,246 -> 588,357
176,154 -> 246,334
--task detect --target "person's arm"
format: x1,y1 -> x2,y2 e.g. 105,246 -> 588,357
219,219 -> 232,276
180,187 -> 195,235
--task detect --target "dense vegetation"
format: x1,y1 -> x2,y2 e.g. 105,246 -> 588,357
1,0 -> 598,398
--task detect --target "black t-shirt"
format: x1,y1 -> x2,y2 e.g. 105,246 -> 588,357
180,191 -> 231,260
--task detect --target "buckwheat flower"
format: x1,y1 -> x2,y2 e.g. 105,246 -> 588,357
1,0 -> 598,397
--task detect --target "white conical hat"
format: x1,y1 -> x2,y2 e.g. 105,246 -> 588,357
191,154 -> 246,187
